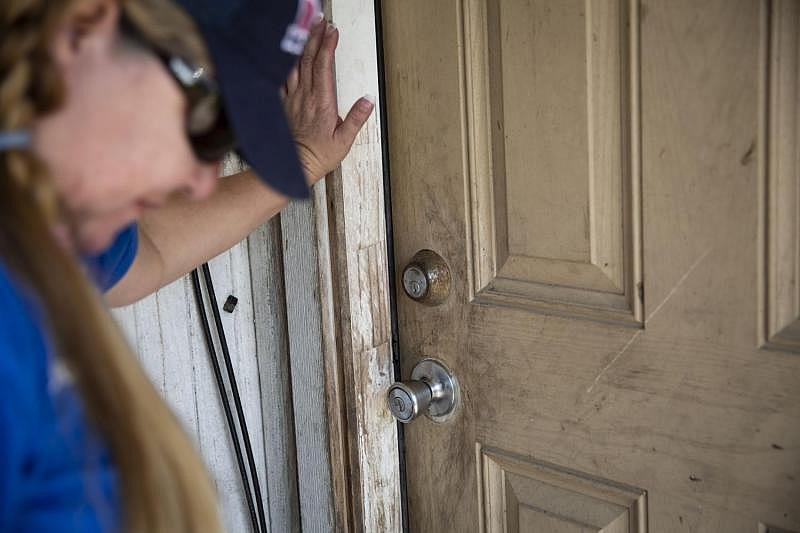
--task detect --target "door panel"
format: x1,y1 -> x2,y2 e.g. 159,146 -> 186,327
383,0 -> 800,532
481,447 -> 646,532
463,0 -> 640,323
765,0 -> 800,352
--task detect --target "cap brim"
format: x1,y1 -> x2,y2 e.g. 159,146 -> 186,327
214,53 -> 309,199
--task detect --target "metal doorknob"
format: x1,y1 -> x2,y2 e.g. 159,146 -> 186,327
401,250 -> 451,305
387,358 -> 459,423
387,381 -> 432,423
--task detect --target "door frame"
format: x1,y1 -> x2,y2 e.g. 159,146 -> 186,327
315,0 -> 402,530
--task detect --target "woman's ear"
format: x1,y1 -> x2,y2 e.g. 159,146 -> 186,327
51,0 -> 120,70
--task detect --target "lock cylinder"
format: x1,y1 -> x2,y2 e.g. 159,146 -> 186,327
401,250 -> 451,305
386,358 -> 459,423
387,381 -> 433,423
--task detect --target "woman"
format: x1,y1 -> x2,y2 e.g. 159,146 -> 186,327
0,0 -> 373,531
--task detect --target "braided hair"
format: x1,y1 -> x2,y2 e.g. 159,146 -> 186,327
0,2 -> 220,531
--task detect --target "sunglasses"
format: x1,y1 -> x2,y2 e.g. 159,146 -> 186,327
119,16 -> 237,162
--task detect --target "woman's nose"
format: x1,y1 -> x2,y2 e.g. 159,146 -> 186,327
185,162 -> 218,200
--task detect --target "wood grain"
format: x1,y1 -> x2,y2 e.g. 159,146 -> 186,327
462,0 -> 642,324
385,0 -> 800,532
763,0 -> 800,352
327,0 -> 403,530
114,155 -> 293,532
478,445 -> 646,533
280,196 -> 337,533
114,248 -> 268,533
248,218 -> 301,533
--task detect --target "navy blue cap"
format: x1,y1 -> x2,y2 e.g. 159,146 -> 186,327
175,0 -> 321,198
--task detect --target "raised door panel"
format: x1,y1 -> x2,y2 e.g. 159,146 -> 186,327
479,447 -> 646,533
465,0 -> 642,324
760,525 -> 800,533
763,0 -> 800,352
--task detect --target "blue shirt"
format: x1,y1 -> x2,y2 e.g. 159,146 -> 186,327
0,225 -> 138,532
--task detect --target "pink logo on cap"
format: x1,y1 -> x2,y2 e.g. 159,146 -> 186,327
281,0 -> 321,55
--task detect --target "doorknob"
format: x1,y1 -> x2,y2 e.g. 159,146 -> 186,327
401,250 -> 451,305
387,358 -> 459,423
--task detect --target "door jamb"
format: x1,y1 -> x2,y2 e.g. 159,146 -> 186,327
316,0 -> 403,530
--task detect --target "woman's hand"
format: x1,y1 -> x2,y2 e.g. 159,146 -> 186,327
282,19 -> 375,185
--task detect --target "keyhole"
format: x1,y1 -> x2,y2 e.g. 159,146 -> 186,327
403,265 -> 428,300
392,396 -> 406,412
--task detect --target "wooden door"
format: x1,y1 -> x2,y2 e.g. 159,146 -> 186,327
382,1 -> 800,531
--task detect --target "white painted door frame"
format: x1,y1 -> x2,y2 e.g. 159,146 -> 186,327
317,0 -> 403,530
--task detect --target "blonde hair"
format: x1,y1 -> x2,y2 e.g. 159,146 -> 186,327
0,1 -> 220,531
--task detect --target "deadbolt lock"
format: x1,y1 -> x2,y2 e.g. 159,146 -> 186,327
401,250 -> 451,305
387,358 -> 459,423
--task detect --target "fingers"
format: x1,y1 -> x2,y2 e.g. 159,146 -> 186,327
334,95 -> 375,148
314,24 -> 339,97
286,66 -> 299,96
299,19 -> 326,85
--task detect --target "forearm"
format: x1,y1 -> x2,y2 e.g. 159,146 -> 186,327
106,170 -> 287,306
145,169 -> 288,280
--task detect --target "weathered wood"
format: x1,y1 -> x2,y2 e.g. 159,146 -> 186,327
763,0 -> 800,352
113,155 -> 283,533
479,445 -> 647,533
326,0 -> 402,530
114,246 -> 265,533
462,0 -> 642,325
311,178 -> 354,533
280,194 -> 336,533
384,0 -> 800,532
248,217 -> 301,533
